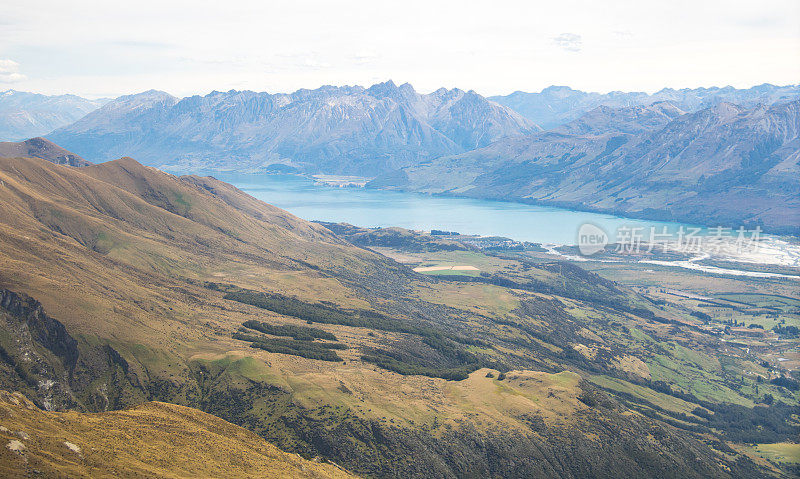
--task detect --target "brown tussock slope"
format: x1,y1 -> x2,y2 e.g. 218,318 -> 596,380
0,390 -> 356,478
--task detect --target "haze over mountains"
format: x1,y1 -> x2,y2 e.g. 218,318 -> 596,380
490,84 -> 800,130
372,100 -> 800,233
3,81 -> 798,231
0,90 -> 106,141
48,81 -> 536,175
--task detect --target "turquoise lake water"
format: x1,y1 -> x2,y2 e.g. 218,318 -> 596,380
215,173 -> 701,246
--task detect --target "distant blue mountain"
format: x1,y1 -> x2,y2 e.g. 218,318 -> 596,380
0,90 -> 106,141
48,81 -> 537,176
370,100 -> 800,234
490,84 -> 800,130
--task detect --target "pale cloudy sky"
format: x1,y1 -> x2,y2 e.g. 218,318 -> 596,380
1,0 -> 798,98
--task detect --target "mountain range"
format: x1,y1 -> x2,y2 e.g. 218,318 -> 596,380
4,82 -> 798,231
47,81 -> 536,175
0,90 -> 106,141
490,83 -> 800,130
371,100 -> 800,233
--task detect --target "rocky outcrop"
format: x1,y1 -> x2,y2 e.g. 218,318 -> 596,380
0,289 -> 140,412
0,289 -> 79,371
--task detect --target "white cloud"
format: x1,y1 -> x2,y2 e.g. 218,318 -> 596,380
0,0 -> 798,97
0,59 -> 26,83
552,33 -> 583,52
352,51 -> 378,65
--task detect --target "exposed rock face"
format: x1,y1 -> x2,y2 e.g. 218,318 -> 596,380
0,137 -> 91,166
0,290 -> 79,370
0,289 -> 138,412
0,289 -> 80,411
47,82 -> 537,175
371,100 -> 800,233
0,90 -> 105,141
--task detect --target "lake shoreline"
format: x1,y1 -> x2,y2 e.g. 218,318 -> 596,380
206,171 -> 800,275
364,182 -> 800,237
183,167 -> 799,237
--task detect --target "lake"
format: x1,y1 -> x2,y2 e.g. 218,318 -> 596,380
213,172 -> 699,246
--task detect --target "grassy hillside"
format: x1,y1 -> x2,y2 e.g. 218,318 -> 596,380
0,390 -> 355,478
0,137 -> 91,167
0,155 -> 793,478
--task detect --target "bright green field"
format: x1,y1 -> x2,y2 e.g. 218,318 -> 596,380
753,442 -> 800,464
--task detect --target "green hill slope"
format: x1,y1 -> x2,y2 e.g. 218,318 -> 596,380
0,154 -> 791,478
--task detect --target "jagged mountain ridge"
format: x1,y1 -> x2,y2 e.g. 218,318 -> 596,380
370,100 -> 800,233
490,83 -> 800,130
0,90 -> 106,142
48,81 -> 537,175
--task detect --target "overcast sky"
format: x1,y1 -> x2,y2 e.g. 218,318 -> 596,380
1,0 -> 798,98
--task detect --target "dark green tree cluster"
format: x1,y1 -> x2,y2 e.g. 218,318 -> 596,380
241,320 -> 337,341
248,339 -> 345,362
